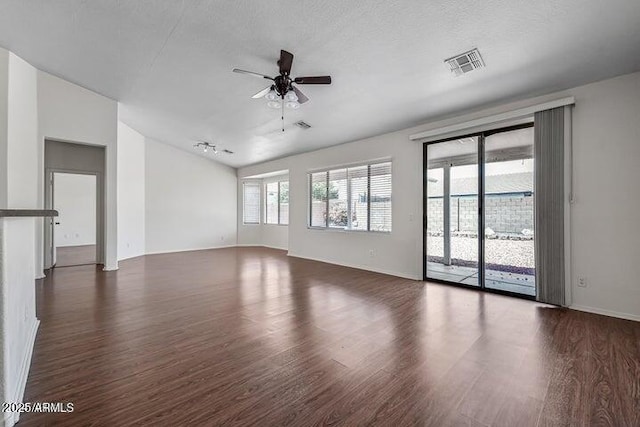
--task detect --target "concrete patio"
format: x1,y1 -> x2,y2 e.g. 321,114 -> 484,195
426,261 -> 536,296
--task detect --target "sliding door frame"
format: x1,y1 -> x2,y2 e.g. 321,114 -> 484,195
423,122 -> 535,301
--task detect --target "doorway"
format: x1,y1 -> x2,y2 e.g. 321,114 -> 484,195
424,124 -> 536,298
51,172 -> 98,267
44,139 -> 106,270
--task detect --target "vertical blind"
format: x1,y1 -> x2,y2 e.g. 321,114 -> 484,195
534,107 -> 566,306
308,161 -> 392,232
243,182 -> 261,224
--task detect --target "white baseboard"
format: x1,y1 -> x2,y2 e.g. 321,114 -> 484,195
570,304 -> 640,322
287,252 -> 420,281
5,318 -> 40,426
144,244 -> 238,256
116,252 -> 145,262
236,244 -> 288,251
35,272 -> 45,280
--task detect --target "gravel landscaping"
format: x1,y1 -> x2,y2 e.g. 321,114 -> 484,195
427,235 -> 535,273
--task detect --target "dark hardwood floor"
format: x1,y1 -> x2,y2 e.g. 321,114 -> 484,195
22,247 -> 640,426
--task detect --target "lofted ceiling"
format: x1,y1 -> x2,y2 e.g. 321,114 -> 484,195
0,0 -> 639,168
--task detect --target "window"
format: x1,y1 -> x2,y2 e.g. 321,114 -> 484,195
310,172 -> 327,227
243,182 -> 261,224
308,161 -> 392,232
265,180 -> 289,225
265,182 -> 278,224
279,181 -> 289,225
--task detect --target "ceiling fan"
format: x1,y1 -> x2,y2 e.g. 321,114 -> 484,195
233,49 -> 331,111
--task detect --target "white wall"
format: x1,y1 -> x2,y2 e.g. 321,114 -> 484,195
240,71 -> 640,320
53,173 -> 96,247
117,122 -> 145,260
568,72 -> 640,320
6,55 -> 38,209
37,71 -> 118,271
237,174 -> 289,250
145,138 -> 237,254
0,49 -> 40,427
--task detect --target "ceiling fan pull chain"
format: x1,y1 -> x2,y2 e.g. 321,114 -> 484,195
282,100 -> 285,132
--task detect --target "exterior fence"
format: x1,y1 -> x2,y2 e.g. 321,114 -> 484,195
427,193 -> 534,234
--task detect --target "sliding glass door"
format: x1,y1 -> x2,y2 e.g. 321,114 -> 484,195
426,137 -> 480,287
483,126 -> 535,296
424,124 -> 536,298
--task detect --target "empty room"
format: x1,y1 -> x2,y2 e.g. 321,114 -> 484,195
0,1 -> 639,426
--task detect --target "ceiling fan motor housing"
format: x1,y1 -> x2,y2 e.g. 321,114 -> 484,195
273,75 -> 292,98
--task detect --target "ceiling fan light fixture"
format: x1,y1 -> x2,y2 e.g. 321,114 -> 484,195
284,91 -> 298,102
265,90 -> 279,101
285,100 -> 300,109
193,141 -> 230,155
267,100 -> 282,109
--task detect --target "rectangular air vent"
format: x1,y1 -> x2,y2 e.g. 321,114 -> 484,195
445,48 -> 484,76
295,120 -> 311,129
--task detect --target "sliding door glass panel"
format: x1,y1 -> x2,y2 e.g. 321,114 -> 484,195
426,137 -> 479,286
484,127 -> 536,296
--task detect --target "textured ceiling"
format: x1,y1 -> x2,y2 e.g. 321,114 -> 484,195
1,0 -> 639,167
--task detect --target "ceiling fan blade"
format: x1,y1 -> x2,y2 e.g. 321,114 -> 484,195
293,76 -> 331,84
252,86 -> 272,99
278,50 -> 294,75
232,68 -> 274,80
291,86 -> 309,104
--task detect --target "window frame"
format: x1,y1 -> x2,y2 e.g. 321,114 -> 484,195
307,160 -> 392,233
242,181 -> 262,225
265,179 -> 289,226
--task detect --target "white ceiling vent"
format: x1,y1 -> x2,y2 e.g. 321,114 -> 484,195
445,49 -> 485,76
295,120 -> 312,129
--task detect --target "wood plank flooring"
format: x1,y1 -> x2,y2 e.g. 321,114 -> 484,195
21,247 -> 640,426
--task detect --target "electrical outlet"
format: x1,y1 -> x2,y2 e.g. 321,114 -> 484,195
369,249 -> 375,257
577,277 -> 587,288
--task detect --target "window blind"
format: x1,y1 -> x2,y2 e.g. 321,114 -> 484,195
369,162 -> 392,232
308,161 -> 392,232
243,182 -> 261,224
265,182 -> 278,224
279,181 -> 289,225
328,169 -> 348,228
310,172 -> 328,227
348,166 -> 369,231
